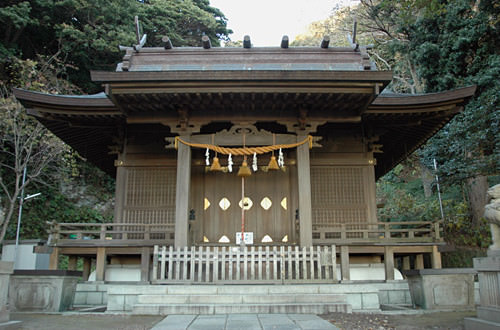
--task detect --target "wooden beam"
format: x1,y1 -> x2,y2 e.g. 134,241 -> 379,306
162,36 -> 173,49
321,35 -> 330,49
415,254 -> 424,270
96,247 -> 106,281
82,257 -> 91,281
134,34 -> 147,51
340,246 -> 350,281
431,245 -> 442,269
141,247 -> 151,282
174,135 -> 192,248
49,247 -> 60,270
281,35 -> 289,49
202,35 -> 211,49
297,134 -> 313,247
243,35 -> 251,48
403,256 -> 411,270
384,246 -> 395,281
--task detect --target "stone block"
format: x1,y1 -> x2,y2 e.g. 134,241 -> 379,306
76,283 -> 98,292
478,307 -> 500,324
361,293 -> 380,310
167,285 -> 217,295
378,290 -> 389,305
9,271 -> 80,312
86,292 -> 104,305
346,294 -> 362,310
73,292 -> 87,305
106,294 -> 125,311
464,317 -> 500,330
124,294 -> 138,311
403,269 -> 476,310
0,261 -> 13,323
388,290 -> 406,304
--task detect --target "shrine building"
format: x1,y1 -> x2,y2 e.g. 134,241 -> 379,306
14,36 -> 476,284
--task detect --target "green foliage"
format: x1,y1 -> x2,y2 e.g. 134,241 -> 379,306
0,0 -> 232,92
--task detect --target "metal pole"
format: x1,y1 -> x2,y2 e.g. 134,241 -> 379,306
433,159 -> 445,221
14,167 -> 27,267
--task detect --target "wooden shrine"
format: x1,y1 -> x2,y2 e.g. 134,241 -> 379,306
14,36 -> 476,282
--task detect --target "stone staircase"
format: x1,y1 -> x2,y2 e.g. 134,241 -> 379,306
128,285 -> 352,315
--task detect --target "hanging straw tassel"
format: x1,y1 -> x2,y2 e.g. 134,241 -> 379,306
268,155 -> 279,170
210,156 -> 222,171
238,159 -> 252,177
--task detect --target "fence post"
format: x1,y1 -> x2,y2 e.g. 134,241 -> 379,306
152,245 -> 159,281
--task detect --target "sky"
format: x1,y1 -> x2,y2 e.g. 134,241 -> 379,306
209,0 -> 358,46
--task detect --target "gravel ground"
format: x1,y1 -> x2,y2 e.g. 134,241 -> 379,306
321,311 -> 477,330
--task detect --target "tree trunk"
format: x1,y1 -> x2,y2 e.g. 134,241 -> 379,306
467,175 -> 489,227
420,162 -> 434,198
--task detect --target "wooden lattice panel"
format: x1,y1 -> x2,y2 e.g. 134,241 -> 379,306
311,167 -> 365,206
122,167 -> 176,238
311,167 -> 369,236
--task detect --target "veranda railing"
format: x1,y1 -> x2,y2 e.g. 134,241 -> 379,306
152,245 -> 338,284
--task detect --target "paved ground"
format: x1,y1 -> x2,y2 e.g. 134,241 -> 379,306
152,314 -> 338,330
0,310 -> 476,330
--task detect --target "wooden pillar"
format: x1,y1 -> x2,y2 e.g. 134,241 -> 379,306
141,247 -> 151,282
49,247 -> 59,270
340,246 -> 350,281
431,245 -> 442,269
296,135 -> 312,247
403,256 -> 411,270
82,257 -> 91,281
415,254 -> 424,270
113,160 -> 127,222
67,256 -> 77,271
96,247 -> 107,282
174,135 -> 192,248
384,246 -> 395,281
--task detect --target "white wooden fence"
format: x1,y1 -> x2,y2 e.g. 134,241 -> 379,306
152,245 -> 337,284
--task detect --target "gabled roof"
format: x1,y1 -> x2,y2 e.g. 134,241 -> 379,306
13,46 -> 476,178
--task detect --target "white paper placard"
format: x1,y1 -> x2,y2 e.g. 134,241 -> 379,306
236,232 -> 253,245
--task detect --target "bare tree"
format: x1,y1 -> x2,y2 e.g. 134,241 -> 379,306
0,94 -> 66,244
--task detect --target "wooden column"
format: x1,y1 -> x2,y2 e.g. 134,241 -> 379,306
431,245 -> 442,269
340,246 -> 350,281
49,247 -> 59,270
113,161 -> 127,222
384,246 -> 395,281
174,135 -> 192,248
141,247 -> 151,282
82,257 -> 91,281
67,256 -> 77,271
296,135 -> 312,247
96,247 -> 107,282
403,256 -> 411,270
415,254 -> 424,270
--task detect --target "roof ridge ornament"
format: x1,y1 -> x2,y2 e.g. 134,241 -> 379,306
118,16 -> 147,53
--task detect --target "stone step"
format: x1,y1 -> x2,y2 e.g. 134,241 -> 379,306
464,317 -> 500,330
132,302 -> 352,315
137,293 -> 347,305
478,307 -> 500,324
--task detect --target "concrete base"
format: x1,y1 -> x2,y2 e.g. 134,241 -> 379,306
9,270 -> 81,312
403,268 -> 476,310
0,262 -> 14,323
465,256 -> 500,330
